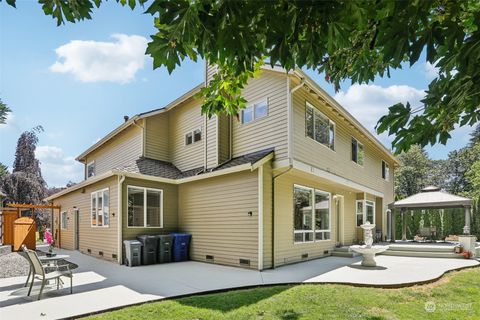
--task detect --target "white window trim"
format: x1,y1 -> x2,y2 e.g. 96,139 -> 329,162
241,98 -> 269,125
293,184 -> 332,244
185,127 -> 202,146
382,160 -> 390,182
127,185 -> 164,228
87,161 -> 95,178
61,211 -> 68,230
305,101 -> 336,152
91,188 -> 110,228
356,199 -> 376,227
351,137 -> 364,166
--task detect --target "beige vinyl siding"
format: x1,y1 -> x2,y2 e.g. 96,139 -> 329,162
262,162 -> 273,269
178,170 -> 259,269
218,113 -> 231,164
144,113 -> 169,161
274,169 -> 365,267
232,71 -> 288,160
52,176 -> 118,261
169,98 -> 205,171
85,124 -> 143,176
122,177 -> 178,240
292,85 -> 395,195
206,64 -> 218,83
205,116 -> 217,168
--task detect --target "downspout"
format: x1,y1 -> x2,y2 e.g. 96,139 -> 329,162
271,165 -> 293,268
287,75 -> 305,163
117,174 -> 126,264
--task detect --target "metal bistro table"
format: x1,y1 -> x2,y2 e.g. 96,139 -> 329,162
24,253 -> 70,287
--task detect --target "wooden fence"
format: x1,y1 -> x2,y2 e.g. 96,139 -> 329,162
0,209 -> 19,246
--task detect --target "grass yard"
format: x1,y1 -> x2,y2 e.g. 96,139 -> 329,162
89,267 -> 480,320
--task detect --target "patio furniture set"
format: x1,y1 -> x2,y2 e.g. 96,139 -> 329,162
21,245 -> 73,300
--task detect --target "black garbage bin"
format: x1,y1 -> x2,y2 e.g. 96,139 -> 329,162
136,235 -> 158,265
156,235 -> 173,263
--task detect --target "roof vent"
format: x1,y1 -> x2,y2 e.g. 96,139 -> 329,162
421,186 -> 441,192
124,115 -> 129,122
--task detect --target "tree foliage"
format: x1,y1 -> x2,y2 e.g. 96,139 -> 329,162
0,126 -> 47,204
3,0 -> 480,153
0,98 -> 11,124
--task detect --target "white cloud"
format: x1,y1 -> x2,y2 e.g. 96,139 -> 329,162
50,34 -> 148,84
0,113 -> 20,132
36,145 -> 83,187
423,61 -> 439,80
334,84 -> 426,147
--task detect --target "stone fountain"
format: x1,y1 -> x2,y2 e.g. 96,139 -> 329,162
350,222 -> 389,267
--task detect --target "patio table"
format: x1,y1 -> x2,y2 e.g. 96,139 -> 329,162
24,253 -> 70,287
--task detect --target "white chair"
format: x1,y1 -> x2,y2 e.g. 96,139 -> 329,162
25,248 -> 73,300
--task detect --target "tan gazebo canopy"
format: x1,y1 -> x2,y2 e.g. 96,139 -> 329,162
387,186 -> 473,241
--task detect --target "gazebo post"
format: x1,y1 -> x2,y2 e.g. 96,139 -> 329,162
464,206 -> 471,235
401,208 -> 407,241
391,209 -> 396,242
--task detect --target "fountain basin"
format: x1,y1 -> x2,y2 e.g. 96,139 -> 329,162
350,245 -> 389,267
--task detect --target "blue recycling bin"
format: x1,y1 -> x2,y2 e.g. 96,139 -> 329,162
171,233 -> 191,262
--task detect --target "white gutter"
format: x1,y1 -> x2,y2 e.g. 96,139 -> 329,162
117,174 -> 125,264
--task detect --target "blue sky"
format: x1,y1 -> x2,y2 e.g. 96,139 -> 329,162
0,2 -> 474,187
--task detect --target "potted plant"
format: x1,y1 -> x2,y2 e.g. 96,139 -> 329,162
462,250 -> 472,259
44,229 -> 55,257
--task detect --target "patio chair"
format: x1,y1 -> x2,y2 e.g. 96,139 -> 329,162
20,245 -> 52,287
25,248 -> 73,300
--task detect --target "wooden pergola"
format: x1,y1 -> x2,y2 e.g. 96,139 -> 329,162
5,203 -> 62,247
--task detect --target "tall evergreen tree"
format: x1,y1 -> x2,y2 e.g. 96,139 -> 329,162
0,126 -> 47,204
0,99 -> 11,125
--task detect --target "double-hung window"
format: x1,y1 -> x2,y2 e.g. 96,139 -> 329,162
241,100 -> 268,124
91,188 -> 109,227
351,138 -> 364,165
293,185 -> 331,243
127,186 -> 163,228
356,200 -> 375,227
305,102 -> 335,150
382,160 -> 390,181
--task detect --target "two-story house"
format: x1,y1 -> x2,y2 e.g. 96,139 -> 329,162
46,64 -> 399,270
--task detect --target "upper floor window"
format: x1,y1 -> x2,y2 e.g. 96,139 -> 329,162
185,128 -> 202,145
127,186 -> 163,228
293,184 -> 331,243
382,160 -> 390,181
91,188 -> 109,227
351,138 -> 364,165
305,102 -> 335,150
87,161 -> 95,178
241,100 -> 268,124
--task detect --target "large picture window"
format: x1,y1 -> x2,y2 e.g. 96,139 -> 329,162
305,102 -> 335,150
127,186 -> 163,228
294,185 -> 331,243
91,188 -> 109,227
356,199 -> 375,227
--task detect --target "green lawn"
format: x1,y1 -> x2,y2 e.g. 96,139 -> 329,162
89,267 -> 480,320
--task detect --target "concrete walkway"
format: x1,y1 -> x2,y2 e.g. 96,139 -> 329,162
0,249 -> 478,320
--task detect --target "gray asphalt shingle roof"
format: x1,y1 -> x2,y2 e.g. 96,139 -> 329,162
115,148 -> 274,180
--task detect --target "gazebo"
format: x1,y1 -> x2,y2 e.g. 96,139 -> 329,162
388,186 -> 473,241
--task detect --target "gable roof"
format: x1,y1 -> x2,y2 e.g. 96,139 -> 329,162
76,83 -> 204,162
389,186 -> 473,209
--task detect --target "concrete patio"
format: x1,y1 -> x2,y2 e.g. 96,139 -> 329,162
0,248 -> 478,320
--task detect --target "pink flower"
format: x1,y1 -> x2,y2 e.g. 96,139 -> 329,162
44,230 -> 53,245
